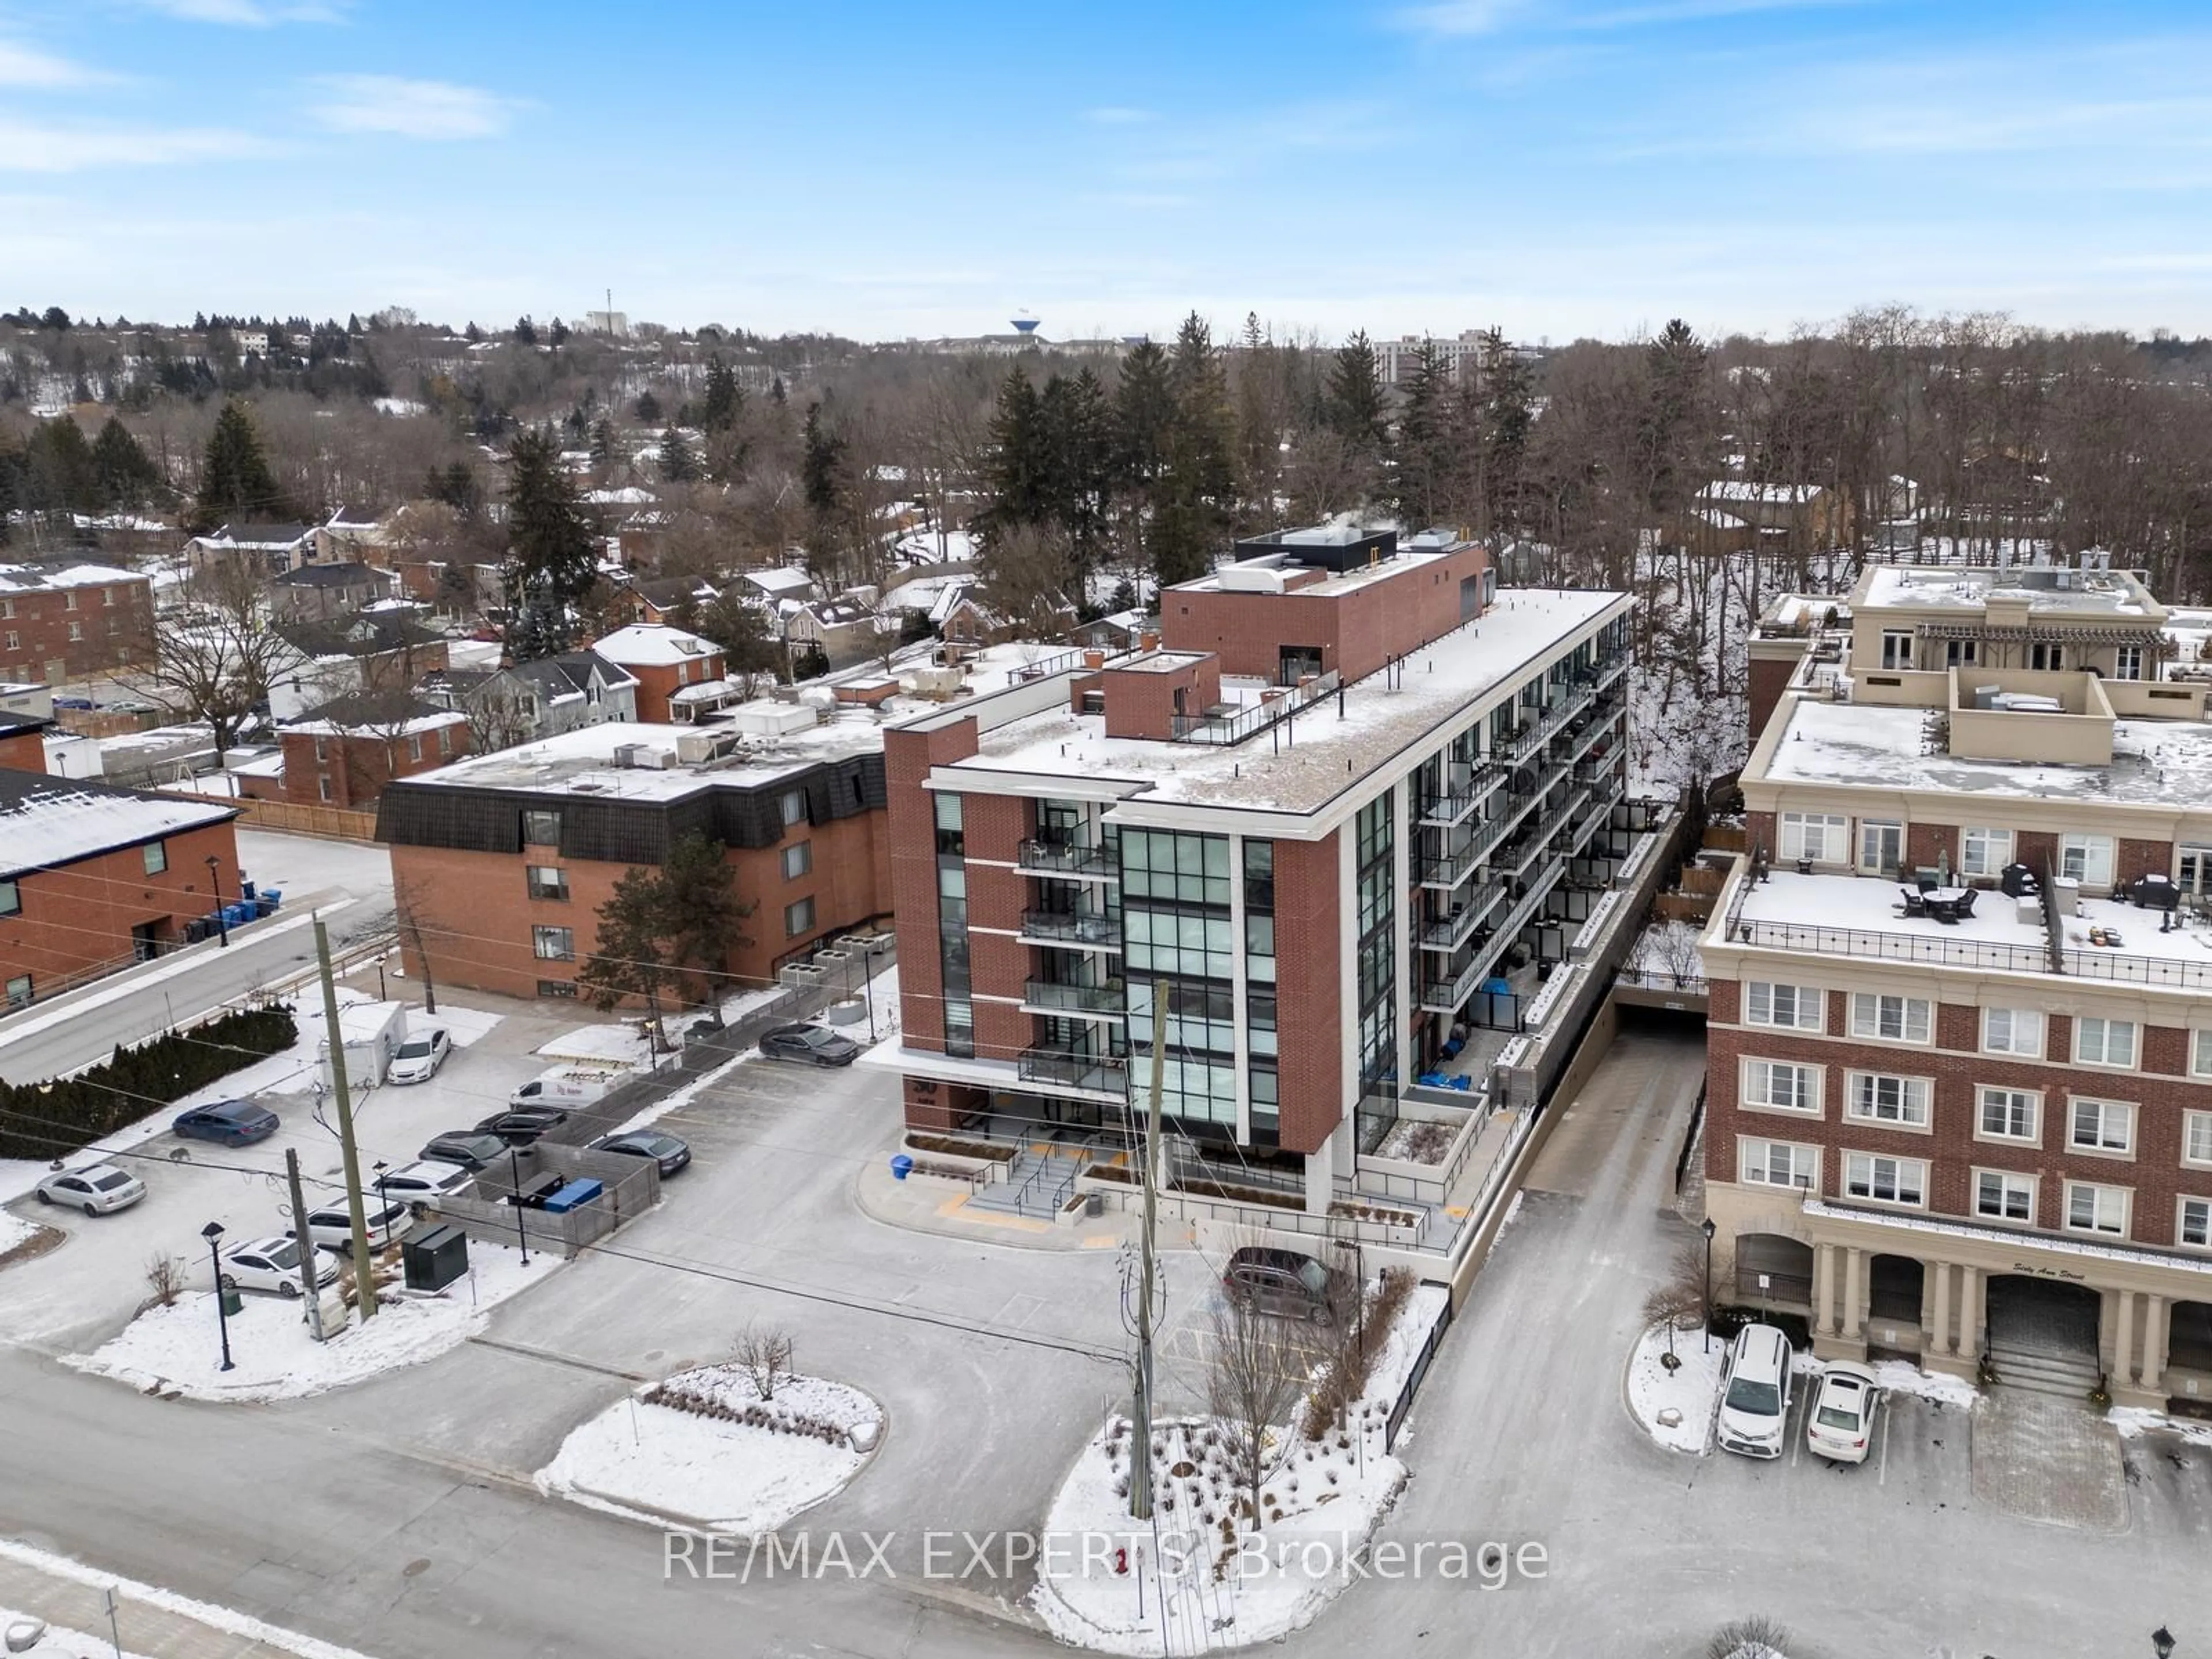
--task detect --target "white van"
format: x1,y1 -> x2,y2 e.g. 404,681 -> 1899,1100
509,1065 -> 623,1110
1717,1323 -> 1794,1459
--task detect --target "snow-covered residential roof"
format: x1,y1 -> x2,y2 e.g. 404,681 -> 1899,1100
392,717 -> 885,803
591,623 -> 719,666
1859,565 -> 2152,616
0,768 -> 237,880
585,487 -> 657,506
741,565 -> 816,598
271,560 -> 377,589
0,560 -> 142,593
1699,481 -> 1820,504
283,692 -> 468,738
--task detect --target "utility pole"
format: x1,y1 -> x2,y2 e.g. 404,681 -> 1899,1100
315,916 -> 377,1320
1130,976 -> 1166,1523
284,1147 -> 325,1339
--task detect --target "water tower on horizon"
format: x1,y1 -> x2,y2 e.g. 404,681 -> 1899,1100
1010,311 -> 1041,336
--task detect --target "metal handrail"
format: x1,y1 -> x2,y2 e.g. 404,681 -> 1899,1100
1019,909 -> 1120,945
1018,838 -> 1112,876
1168,671 -> 1341,745
1024,978 -> 1126,1014
1017,1047 -> 1129,1094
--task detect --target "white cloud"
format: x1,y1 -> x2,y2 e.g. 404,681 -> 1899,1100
132,0 -> 346,23
0,39 -> 114,87
1397,0 -> 1862,35
0,118 -> 268,171
311,75 -> 520,139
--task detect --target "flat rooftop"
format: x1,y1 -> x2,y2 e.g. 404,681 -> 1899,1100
1173,543 -> 1466,601
1860,566 -> 2152,616
1732,868 -> 2212,992
947,588 -> 1625,815
400,716 -> 887,802
1760,698 -> 2212,808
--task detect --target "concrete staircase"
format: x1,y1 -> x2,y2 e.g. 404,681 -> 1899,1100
1982,1339 -> 2103,1401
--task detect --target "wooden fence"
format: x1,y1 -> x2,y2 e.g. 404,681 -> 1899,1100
175,793 -> 380,842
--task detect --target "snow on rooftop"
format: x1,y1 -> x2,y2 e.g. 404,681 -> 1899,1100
947,589 -> 1624,816
1861,566 -> 2149,615
0,781 -> 235,879
399,717 -> 886,801
0,561 -> 140,592
1762,698 -> 2212,808
590,623 -> 718,666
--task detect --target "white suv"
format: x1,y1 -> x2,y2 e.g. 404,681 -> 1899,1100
1717,1323 -> 1794,1459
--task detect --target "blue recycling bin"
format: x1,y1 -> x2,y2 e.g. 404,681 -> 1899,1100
260,888 -> 282,911
889,1154 -> 915,1181
543,1177 -> 603,1214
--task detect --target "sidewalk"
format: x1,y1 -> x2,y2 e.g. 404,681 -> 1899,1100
853,1148 -> 1137,1252
0,1544 -> 376,1659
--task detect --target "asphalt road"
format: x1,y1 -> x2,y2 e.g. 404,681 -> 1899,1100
0,830 -> 395,1084
2,1021 -> 2210,1657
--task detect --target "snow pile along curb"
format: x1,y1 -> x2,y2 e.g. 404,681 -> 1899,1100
1626,1320 -> 1724,1454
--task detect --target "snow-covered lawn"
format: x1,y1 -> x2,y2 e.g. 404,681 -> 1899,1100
0,1207 -> 37,1256
2112,1405 -> 2212,1448
1031,1283 -> 1445,1656
1626,1320 -> 1724,1453
0,1605 -> 137,1657
1866,1358 -> 1979,1410
66,1243 -> 553,1402
537,1366 -> 881,1534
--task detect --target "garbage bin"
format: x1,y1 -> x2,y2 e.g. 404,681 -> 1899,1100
1085,1192 -> 1105,1218
889,1154 -> 914,1182
218,1280 -> 243,1316
402,1224 -> 470,1291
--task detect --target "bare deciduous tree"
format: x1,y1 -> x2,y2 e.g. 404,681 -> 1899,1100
1206,1293 -> 1303,1532
1642,1239 -> 1711,1361
732,1320 -> 795,1401
149,559 -> 290,762
145,1252 -> 186,1308
391,868 -> 446,1016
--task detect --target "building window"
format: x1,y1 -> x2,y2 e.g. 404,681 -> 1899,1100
537,979 -> 578,999
313,737 -> 328,763
525,866 -> 568,902
2181,1197 -> 2212,1249
438,726 -> 453,753
0,879 -> 17,916
2179,846 -> 2212,896
142,841 -> 167,876
2069,1097 -> 2135,1154
2114,644 -> 2144,680
2059,834 -> 2115,888
1945,638 -> 1978,667
0,599 -> 11,618
2031,641 -> 2065,671
532,925 -> 574,961
4,974 -> 29,1008
785,896 -> 815,937
408,735 -> 424,762
2,632 -> 16,653
2192,1032 -> 2212,1081
2186,1111 -> 2212,1168
1738,1138 -> 1818,1190
1879,630 -> 1914,670
933,793 -> 964,857
61,591 -> 77,611
1778,812 -> 1849,863
2074,1016 -> 2136,1069
1961,827 -> 2013,877
781,787 -> 808,829
1844,1152 -> 1926,1207
317,777 -> 332,802
1975,1170 -> 2036,1224
1846,1073 -> 1931,1127
66,621 -> 82,642
1850,992 -> 1931,1045
1742,1059 -> 1819,1115
1857,820 -> 1903,876
782,841 -> 812,880
1982,1007 -> 2043,1057
2064,1181 -> 2129,1237
1976,1086 -> 2040,1142
522,809 -> 561,846
1744,982 -> 1821,1031
103,586 -> 115,607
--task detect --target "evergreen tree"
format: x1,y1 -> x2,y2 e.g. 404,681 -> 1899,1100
426,460 -> 483,516
1393,338 -> 1457,529
770,376 -> 787,406
1147,313 -> 1238,588
981,368 -> 1050,529
1047,366 -> 1112,578
192,399 -> 285,529
21,418 -> 99,513
800,401 -> 846,518
1325,330 -> 1389,457
657,830 -> 754,1014
1640,318 -> 1712,518
659,425 -> 699,483
589,415 -> 616,469
634,389 -> 662,424
700,354 -> 742,434
501,427 -> 598,661
1475,328 -> 1533,534
464,321 -> 483,344
513,316 -> 539,346
547,317 -> 570,347
91,416 -> 162,509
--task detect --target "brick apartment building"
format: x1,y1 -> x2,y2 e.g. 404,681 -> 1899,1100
0,765 -> 241,1006
0,713 -> 48,772
377,714 -> 891,1004
0,561 -> 157,684
880,526 -> 1635,1211
1705,559 -> 2212,1410
279,692 -> 471,808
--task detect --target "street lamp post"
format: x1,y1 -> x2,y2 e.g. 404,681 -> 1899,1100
372,1161 -> 390,1236
1700,1216 -> 1718,1354
202,1221 -> 234,1372
2153,1626 -> 2176,1659
204,855 -> 229,948
508,1146 -> 530,1266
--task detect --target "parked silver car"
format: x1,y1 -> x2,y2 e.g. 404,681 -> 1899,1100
34,1163 -> 146,1217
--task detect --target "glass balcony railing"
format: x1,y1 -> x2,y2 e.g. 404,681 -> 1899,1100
1017,1047 -> 1128,1094
1023,979 -> 1126,1014
1020,910 -> 1121,946
1018,839 -> 1114,877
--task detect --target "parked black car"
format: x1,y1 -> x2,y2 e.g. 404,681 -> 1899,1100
1222,1245 -> 1336,1325
760,1023 -> 862,1067
474,1107 -> 569,1146
588,1130 -> 691,1176
419,1131 -> 514,1171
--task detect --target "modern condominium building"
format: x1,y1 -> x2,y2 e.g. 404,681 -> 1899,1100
1707,559 -> 2212,1408
879,527 -> 1635,1212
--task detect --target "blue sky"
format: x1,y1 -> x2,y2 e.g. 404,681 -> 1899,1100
3,0 -> 2210,343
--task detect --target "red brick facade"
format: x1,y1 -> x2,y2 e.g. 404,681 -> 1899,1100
0,815 -> 240,997
1271,834 -> 1344,1155
0,574 -> 156,684
281,720 -> 471,809
0,727 -> 45,771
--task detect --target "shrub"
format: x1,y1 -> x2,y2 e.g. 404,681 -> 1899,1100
0,1005 -> 297,1161
144,1253 -> 185,1308
1707,1615 -> 1791,1659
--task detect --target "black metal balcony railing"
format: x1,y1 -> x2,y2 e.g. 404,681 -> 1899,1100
1017,1047 -> 1129,1094
1168,671 -> 1342,745
1019,839 -> 1113,877
1020,909 -> 1121,946
1418,762 -> 1504,828
1023,979 -> 1126,1014
1421,888 -> 1504,952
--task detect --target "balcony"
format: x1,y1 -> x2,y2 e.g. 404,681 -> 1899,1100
1022,979 -> 1126,1017
1018,838 -> 1115,878
1017,1046 -> 1129,1097
1421,888 -> 1504,954
1418,950 -> 1495,1017
1020,909 -> 1122,949
1418,810 -> 1518,891
1168,671 -> 1342,745
1418,763 -> 1504,829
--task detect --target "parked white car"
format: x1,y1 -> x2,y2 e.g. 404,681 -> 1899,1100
1717,1323 -> 1795,1459
298,1200 -> 415,1253
221,1234 -> 339,1298
388,1024 -> 453,1084
373,1160 -> 475,1202
33,1163 -> 146,1216
1806,1361 -> 1883,1464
